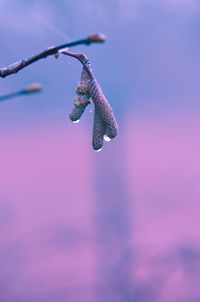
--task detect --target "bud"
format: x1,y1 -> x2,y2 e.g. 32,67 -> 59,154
24,83 -> 42,94
87,33 -> 106,43
54,52 -> 60,59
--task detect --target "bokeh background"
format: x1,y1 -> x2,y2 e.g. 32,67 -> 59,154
0,0 -> 200,301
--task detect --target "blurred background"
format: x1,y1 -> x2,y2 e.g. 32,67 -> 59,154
0,0 -> 200,301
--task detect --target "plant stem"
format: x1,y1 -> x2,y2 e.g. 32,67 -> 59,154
59,49 -> 94,80
0,34 -> 105,78
0,83 -> 42,101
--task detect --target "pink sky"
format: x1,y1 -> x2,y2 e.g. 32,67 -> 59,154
0,112 -> 199,301
125,112 -> 200,301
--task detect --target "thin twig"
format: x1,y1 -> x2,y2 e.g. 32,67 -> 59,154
60,49 -> 94,80
0,83 -> 42,101
0,34 -> 105,78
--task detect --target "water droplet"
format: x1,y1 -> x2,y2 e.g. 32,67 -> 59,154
72,119 -> 80,124
104,135 -> 111,142
95,148 -> 102,152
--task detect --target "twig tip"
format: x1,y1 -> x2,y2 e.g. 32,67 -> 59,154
24,83 -> 42,94
87,33 -> 106,43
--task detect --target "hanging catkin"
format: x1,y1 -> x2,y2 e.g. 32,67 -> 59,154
69,67 -> 91,122
92,106 -> 105,150
88,80 -> 118,139
69,54 -> 118,150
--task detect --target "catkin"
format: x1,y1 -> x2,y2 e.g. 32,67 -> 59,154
69,67 -> 91,122
70,57 -> 118,150
88,80 -> 118,139
92,106 -> 105,150
69,96 -> 90,121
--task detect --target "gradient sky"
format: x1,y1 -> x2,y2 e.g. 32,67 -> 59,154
0,0 -> 200,301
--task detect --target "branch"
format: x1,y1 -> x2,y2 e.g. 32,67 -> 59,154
59,49 -> 94,80
0,33 -> 105,78
0,83 -> 42,101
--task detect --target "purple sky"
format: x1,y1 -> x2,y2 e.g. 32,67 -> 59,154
0,0 -> 200,301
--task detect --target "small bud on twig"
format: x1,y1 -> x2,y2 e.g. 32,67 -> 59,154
0,83 -> 42,101
54,52 -> 60,59
23,83 -> 42,94
87,33 -> 106,43
0,34 -> 106,78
